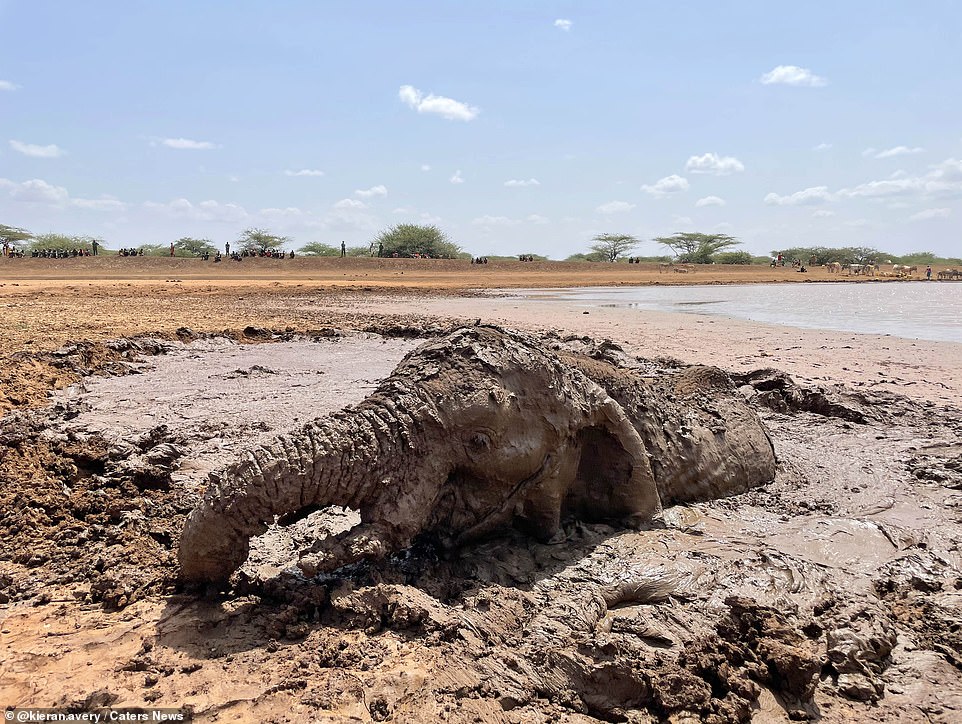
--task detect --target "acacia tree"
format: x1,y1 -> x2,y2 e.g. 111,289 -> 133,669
298,241 -> 340,257
30,233 -> 102,252
373,224 -> 463,258
173,237 -> 217,256
237,227 -> 290,254
589,233 -> 639,262
0,224 -> 32,250
655,232 -> 740,264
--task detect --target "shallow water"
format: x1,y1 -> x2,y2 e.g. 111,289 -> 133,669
507,283 -> 962,343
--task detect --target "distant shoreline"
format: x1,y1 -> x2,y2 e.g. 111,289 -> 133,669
0,255 -> 952,291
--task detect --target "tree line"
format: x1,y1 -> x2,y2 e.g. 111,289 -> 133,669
3,222 -> 958,266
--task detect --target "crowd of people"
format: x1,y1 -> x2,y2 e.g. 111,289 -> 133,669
32,247 -> 95,258
202,248 -> 295,262
471,256 -> 489,264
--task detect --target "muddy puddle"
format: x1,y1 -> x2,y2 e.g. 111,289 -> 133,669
2,329 -> 962,722
49,333 -> 420,488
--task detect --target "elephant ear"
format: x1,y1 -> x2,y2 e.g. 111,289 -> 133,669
565,394 -> 662,526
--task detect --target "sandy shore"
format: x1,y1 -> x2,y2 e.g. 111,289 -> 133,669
1,261 -> 961,722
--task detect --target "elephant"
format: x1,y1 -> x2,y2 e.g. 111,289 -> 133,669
179,326 -> 776,585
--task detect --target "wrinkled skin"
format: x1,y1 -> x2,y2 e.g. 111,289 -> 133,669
179,326 -> 775,585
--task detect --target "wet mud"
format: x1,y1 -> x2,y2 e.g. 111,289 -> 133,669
1,328 -> 961,722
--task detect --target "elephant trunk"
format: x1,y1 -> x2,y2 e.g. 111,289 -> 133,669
178,391 -> 437,584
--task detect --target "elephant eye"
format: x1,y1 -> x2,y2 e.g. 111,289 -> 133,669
468,431 -> 491,449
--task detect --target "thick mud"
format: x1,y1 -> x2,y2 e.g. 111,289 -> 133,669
1,329 -> 961,722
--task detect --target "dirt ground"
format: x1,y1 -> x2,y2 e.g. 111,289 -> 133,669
1,259 -> 961,722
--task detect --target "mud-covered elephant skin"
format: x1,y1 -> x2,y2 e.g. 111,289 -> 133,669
179,326 -> 659,583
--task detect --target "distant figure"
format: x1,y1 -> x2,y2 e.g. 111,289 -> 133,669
770,257 -> 777,268
378,242 -> 383,258
170,242 -> 175,257
214,251 -> 222,263
341,241 -> 346,258
926,265 -> 933,280
91,239 -> 99,256
225,242 -> 230,256
289,250 -> 295,258
777,253 -> 783,267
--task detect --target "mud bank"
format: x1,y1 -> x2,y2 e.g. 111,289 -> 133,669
1,329 -> 961,722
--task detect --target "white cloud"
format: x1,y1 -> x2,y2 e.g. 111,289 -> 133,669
641,174 -> 689,197
909,208 -> 951,221
285,169 -> 324,177
144,198 -> 248,222
813,142 -> 832,151
759,65 -> 827,87
472,215 -> 518,226
835,160 -> 962,199
161,137 -> 219,150
6,178 -> 70,205
595,200 -> 635,214
673,215 -> 695,228
527,214 -> 549,224
354,184 -> 387,198
9,140 -> 66,158
554,19 -> 573,31
450,169 -> 464,184
763,186 -> 833,205
813,209 -> 835,217
419,212 -> 443,224
1,177 -> 129,212
72,196 -> 127,212
685,152 -> 744,175
0,80 -> 19,91
864,146 -> 924,159
398,85 -> 479,121
504,178 -> 541,187
695,195 -> 726,207
392,206 -> 413,214
931,158 -> 962,181
421,164 -> 431,171
333,198 -> 367,210
260,206 -> 304,219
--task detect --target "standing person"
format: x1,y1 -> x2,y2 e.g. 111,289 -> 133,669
225,241 -> 230,256
169,242 -> 175,257
377,242 -> 383,258
91,239 -> 99,256
926,265 -> 933,280
340,241 -> 346,258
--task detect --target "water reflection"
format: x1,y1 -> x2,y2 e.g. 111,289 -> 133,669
507,283 -> 962,344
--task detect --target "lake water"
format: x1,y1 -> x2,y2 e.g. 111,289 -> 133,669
506,283 -> 962,344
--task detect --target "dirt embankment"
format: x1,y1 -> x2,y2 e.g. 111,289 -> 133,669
1,325 -> 961,723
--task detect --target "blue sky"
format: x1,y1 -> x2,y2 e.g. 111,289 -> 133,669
1,1 -> 960,257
